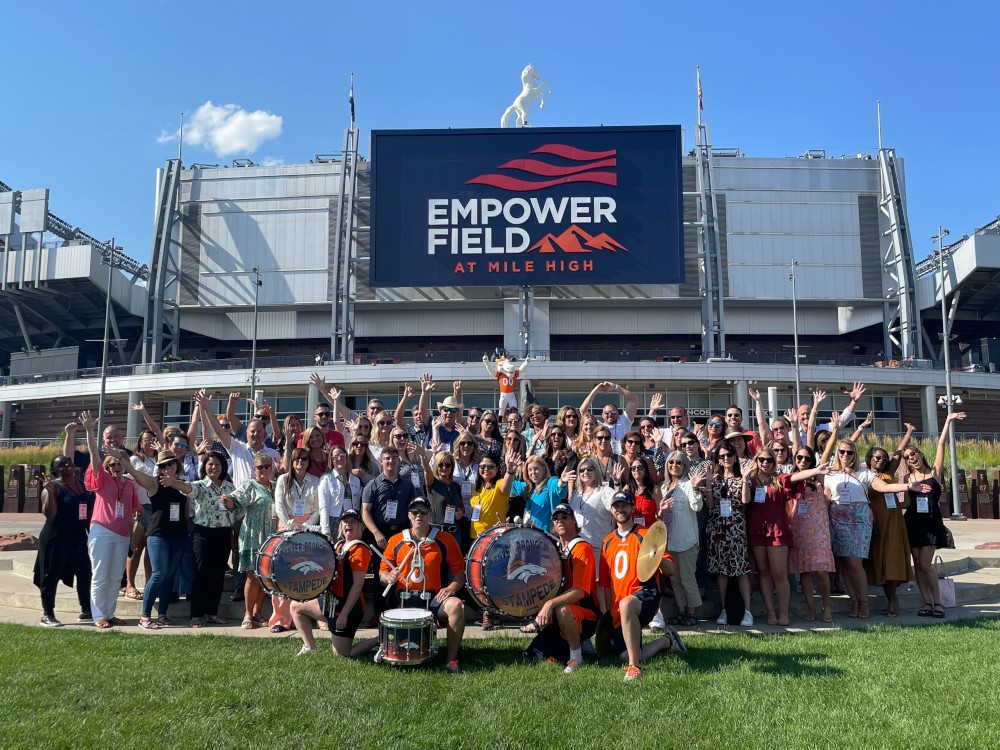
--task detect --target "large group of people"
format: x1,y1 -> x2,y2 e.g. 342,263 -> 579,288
31,372 -> 962,679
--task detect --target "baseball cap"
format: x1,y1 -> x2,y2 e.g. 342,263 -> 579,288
552,503 -> 574,516
408,497 -> 431,510
611,490 -> 635,505
340,509 -> 361,521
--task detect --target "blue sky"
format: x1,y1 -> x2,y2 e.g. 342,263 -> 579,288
4,1 -> 998,263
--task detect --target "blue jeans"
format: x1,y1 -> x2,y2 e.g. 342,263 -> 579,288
144,535 -> 187,618
172,521 -> 195,597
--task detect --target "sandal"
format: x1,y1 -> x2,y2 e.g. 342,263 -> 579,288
190,618 -> 205,628
680,613 -> 698,627
241,615 -> 257,630
95,619 -> 112,629
932,604 -> 946,619
157,615 -> 175,627
108,617 -> 127,626
124,587 -> 143,600
269,624 -> 287,634
138,617 -> 160,630
205,615 -> 227,625
519,619 -> 540,634
917,603 -> 933,617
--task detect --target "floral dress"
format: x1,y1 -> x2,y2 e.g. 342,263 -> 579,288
706,476 -> 752,577
788,482 -> 835,573
229,480 -> 278,573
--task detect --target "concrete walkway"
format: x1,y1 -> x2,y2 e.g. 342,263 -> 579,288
3,513 -> 1000,641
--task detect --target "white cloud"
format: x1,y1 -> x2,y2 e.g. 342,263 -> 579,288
261,156 -> 285,167
158,101 -> 282,158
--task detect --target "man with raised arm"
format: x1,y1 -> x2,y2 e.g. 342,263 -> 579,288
580,381 -> 639,454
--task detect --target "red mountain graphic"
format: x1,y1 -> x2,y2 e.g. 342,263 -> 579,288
527,225 -> 629,254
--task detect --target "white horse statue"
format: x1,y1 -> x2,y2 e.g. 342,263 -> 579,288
500,64 -> 552,128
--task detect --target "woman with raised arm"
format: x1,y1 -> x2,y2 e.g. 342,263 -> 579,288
638,416 -> 666,482
864,425 -> 916,618
900,412 -> 965,619
117,447 -> 189,629
574,413 -> 599,458
661,451 -> 708,626
787,440 -> 837,623
705,441 -> 753,627
625,455 -> 661,528
185,450 -> 236,627
79,411 -> 144,629
825,429 -> 933,620
34,454 -> 94,627
522,403 -> 551,457
220,453 -> 279,629
542,425 -> 579,485
369,410 -> 395,462
126,428 -> 158,601
346,433 -> 378,487
510,457 -> 573,533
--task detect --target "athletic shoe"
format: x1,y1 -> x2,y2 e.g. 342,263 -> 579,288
715,611 -> 728,626
40,615 -> 62,627
77,612 -> 94,623
667,626 -> 688,654
740,611 -> 754,627
296,645 -> 317,656
623,665 -> 642,682
650,610 -> 665,632
446,660 -> 460,673
522,647 -> 545,662
563,658 -> 583,674
481,610 -> 496,631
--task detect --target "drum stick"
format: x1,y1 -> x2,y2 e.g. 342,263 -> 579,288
382,547 -> 414,597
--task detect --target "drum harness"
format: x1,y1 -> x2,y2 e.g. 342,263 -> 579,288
397,528 -> 439,609
322,537 -> 365,620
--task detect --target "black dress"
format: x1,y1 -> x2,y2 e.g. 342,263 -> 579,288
904,476 -> 948,548
33,480 -> 94,615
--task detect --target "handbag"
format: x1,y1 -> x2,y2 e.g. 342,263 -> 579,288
933,555 -> 957,608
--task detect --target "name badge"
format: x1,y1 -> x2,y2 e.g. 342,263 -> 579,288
837,483 -> 851,503
78,503 -> 88,520
602,481 -> 610,488
719,499 -> 732,517
444,506 -> 456,524
471,505 -> 481,522
634,517 -> 645,527
611,440 -> 622,454
169,503 -> 180,522
218,497 -> 227,511
411,472 -> 422,488
917,496 -> 929,514
293,499 -> 305,517
797,500 -> 808,517
884,493 -> 897,509
440,443 -> 452,455
524,511 -> 532,525
115,500 -> 124,519
754,486 -> 767,503
386,500 -> 398,518
460,480 -> 473,501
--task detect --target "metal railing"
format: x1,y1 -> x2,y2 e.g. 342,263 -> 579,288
0,349 -> 991,388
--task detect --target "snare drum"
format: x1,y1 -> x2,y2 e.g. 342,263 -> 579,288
465,524 -> 564,619
255,530 -> 336,601
377,608 -> 438,665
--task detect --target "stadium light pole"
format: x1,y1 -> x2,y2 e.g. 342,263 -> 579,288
790,259 -> 801,408
96,240 -> 124,441
933,227 -> 963,521
249,266 -> 262,408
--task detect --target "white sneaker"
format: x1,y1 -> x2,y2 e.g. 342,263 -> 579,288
650,610 -> 665,631
296,645 -> 318,656
740,611 -> 754,627
715,611 -> 728,626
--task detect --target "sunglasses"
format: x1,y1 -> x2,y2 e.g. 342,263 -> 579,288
726,413 -> 741,418
353,443 -> 369,449
292,457 -> 309,463
440,407 -> 458,414
564,414 -> 578,419
392,434 -> 408,440
669,415 -> 685,421
483,419 -> 497,425
640,424 -> 654,430
757,457 -> 775,464
681,440 -> 697,447
666,460 -> 684,466
773,447 -> 789,453
257,414 -> 271,422
409,508 -> 430,516
838,449 -> 855,456
438,463 -> 455,470
718,453 -> 734,459
255,464 -> 273,471
872,454 -> 889,461
631,465 -> 646,471
579,467 -> 595,473
218,423 -> 231,429
595,435 -> 611,442
625,439 -> 640,445
377,421 -> 392,427
107,462 -> 122,469
459,441 -> 474,447
480,464 -> 497,471
316,412 -> 331,418
552,513 -> 571,521
603,411 -> 618,417
173,443 -> 188,450
795,455 -> 813,462
708,422 -> 722,428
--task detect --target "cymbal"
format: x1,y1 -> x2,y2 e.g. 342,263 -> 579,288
636,520 -> 668,582
594,612 -> 615,657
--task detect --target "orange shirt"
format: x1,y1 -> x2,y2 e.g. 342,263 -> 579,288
332,540 -> 371,606
600,525 -> 658,626
380,529 -> 464,593
563,539 -> 598,618
497,370 -> 519,394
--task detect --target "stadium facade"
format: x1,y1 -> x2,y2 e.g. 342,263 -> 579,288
1,129 -> 999,444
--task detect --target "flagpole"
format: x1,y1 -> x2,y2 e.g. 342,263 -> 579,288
349,72 -> 356,131
696,66 -> 702,127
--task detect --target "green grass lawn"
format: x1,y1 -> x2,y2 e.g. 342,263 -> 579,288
1,620 -> 999,750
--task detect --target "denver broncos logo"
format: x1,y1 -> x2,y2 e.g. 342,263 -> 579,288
506,563 -> 548,583
467,144 -> 617,192
290,560 -> 326,575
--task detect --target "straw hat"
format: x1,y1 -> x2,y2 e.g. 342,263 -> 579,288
437,396 -> 464,410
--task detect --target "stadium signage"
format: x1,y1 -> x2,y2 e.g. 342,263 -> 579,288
370,126 -> 683,288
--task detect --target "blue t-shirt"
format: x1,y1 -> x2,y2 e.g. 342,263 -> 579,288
510,476 -> 567,533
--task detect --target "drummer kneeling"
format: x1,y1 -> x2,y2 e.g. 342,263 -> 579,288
524,503 -> 600,674
380,498 -> 466,672
290,510 -> 379,658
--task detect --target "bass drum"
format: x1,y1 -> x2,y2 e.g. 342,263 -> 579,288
256,530 -> 336,601
465,524 -> 563,619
